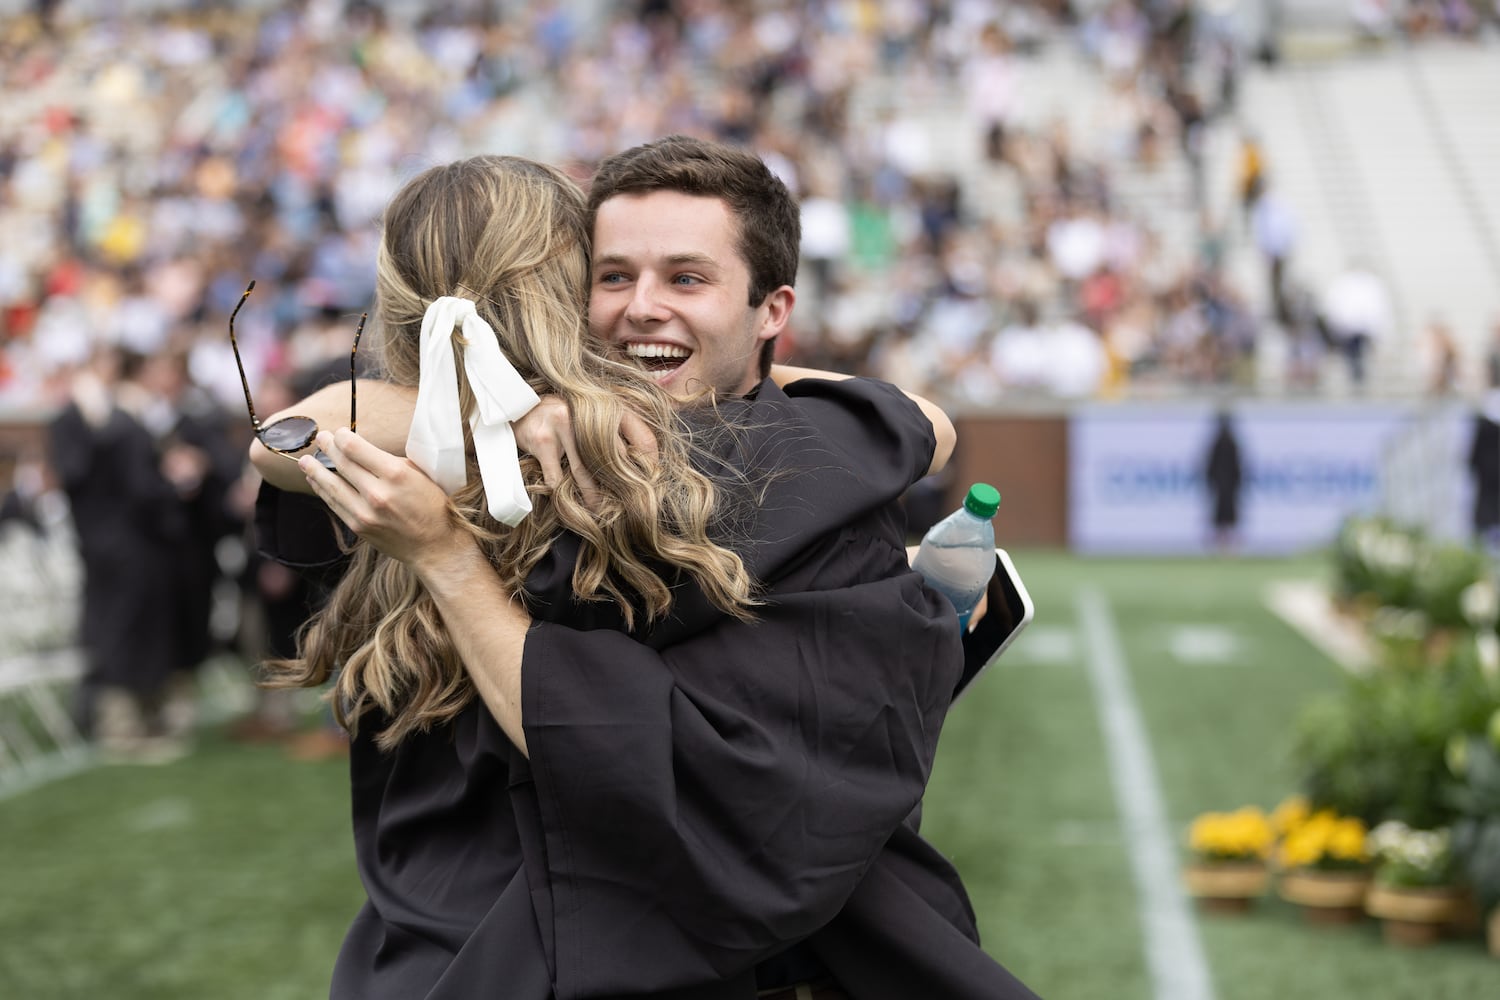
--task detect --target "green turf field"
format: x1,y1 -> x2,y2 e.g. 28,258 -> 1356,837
3,553 -> 1499,998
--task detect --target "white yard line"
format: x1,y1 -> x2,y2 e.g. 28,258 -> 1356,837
1077,587 -> 1216,1000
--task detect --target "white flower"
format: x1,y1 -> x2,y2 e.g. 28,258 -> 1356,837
1370,822 -> 1452,874
1367,820 -> 1408,856
1461,579 -> 1500,627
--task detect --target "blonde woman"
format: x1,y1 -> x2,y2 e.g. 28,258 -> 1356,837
261,155 -> 757,751
254,148 -> 1033,999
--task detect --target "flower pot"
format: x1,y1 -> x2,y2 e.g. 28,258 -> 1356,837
1183,861 -> 1269,914
1365,883 -> 1464,948
1278,869 -> 1371,925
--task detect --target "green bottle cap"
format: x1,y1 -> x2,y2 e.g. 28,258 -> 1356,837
963,483 -> 1001,519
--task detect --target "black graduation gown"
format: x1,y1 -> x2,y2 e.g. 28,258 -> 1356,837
1469,413 -> 1500,535
1204,421 -> 1243,530
48,402 -> 185,697
161,393 -> 244,672
257,378 -> 1039,1000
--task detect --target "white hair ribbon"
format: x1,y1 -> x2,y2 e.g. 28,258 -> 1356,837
406,296 -> 540,526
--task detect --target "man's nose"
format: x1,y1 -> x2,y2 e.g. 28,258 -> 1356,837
625,277 -> 670,325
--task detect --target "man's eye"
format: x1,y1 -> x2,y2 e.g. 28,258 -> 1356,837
672,274 -> 701,286
598,272 -> 628,285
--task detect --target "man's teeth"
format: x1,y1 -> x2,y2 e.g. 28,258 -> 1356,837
626,343 -> 690,359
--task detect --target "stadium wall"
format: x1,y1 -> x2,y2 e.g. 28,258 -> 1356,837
953,399 -> 1478,555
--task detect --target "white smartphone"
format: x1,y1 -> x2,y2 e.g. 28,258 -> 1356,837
952,549 -> 1035,702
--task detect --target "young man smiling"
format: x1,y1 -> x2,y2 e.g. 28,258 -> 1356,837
253,138 -> 1037,1000
586,137 -> 797,399
593,188 -> 785,395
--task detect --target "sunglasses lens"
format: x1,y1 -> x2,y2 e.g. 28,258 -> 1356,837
260,416 -> 318,453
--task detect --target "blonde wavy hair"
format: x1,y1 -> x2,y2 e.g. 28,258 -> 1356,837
267,155 -> 757,749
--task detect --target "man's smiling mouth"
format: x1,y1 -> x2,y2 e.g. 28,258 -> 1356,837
624,342 -> 691,378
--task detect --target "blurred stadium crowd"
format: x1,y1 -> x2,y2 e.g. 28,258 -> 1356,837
0,0 -> 1497,420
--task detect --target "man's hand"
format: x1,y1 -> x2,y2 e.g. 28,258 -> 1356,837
906,543 -> 988,631
513,395 -> 658,505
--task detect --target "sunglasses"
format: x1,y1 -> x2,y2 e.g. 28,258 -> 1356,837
228,280 -> 364,472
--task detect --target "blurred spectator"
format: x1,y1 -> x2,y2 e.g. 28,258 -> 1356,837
1234,131 -> 1266,230
47,345 -> 186,763
798,182 -> 851,317
1250,183 -> 1298,326
130,347 -> 244,738
2,0 -> 1477,416
1044,313 -> 1110,398
0,449 -> 48,537
1469,372 -> 1500,551
1486,317 -> 1500,390
990,299 -> 1050,394
1203,410 -> 1244,553
1407,0 -> 1483,37
1421,317 -> 1461,396
0,0 -> 1245,416
1046,203 -> 1108,292
1320,261 -> 1394,389
966,22 -> 1021,165
1351,0 -> 1402,43
1279,280 -> 1329,393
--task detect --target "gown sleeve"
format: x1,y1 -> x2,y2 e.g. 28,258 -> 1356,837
519,377 -> 964,998
253,482 -> 356,592
46,405 -> 97,495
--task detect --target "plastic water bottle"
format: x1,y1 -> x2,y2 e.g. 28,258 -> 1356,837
913,483 -> 1000,632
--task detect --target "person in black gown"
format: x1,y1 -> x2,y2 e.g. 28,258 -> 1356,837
1203,409 -> 1244,553
47,345 -> 185,759
127,348 -> 244,740
1469,375 -> 1500,552
253,142 -> 1039,1000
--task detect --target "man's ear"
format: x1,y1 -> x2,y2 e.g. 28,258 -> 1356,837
756,285 -> 795,342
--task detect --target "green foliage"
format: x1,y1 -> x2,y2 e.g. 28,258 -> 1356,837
1332,516 -> 1492,630
1448,732 -> 1500,911
1292,648 -> 1500,829
1365,606 -> 1429,670
1412,543 -> 1491,629
1332,516 -> 1421,607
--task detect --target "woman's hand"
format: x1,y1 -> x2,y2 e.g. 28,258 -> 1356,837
304,428 -> 534,756
513,394 -> 658,504
299,428 -> 471,576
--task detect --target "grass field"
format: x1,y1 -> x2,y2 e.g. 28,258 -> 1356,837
3,553 -> 1500,999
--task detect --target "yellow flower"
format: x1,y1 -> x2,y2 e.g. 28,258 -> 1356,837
1278,825 -> 1321,868
1274,807 -> 1370,870
1188,807 -> 1274,861
1328,819 -> 1370,863
1189,812 -> 1227,854
1270,795 -> 1310,836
